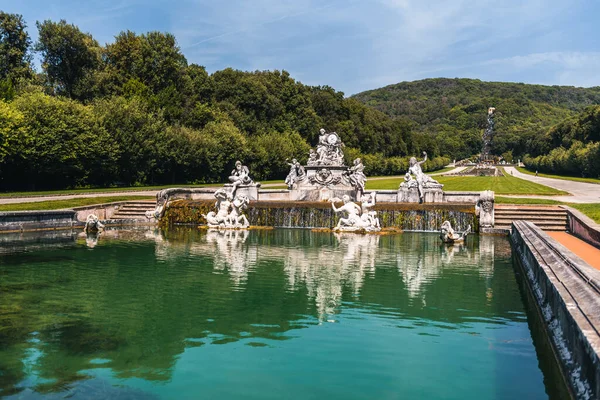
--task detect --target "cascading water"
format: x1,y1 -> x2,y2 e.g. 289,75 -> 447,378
163,201 -> 477,232
480,107 -> 495,163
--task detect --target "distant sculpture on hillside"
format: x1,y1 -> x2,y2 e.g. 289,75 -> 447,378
229,161 -> 254,195
440,221 -> 471,244
330,194 -> 380,232
203,188 -> 250,228
408,152 -> 440,202
285,158 -> 306,189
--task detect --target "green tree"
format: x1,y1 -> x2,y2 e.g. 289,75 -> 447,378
35,19 -> 101,98
0,12 -> 32,82
4,92 -> 116,190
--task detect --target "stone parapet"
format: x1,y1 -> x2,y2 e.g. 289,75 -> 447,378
511,221 -> 600,399
0,210 -> 77,232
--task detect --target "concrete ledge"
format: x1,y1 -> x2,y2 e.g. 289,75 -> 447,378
562,206 -> 600,250
0,210 -> 77,232
511,220 -> 600,399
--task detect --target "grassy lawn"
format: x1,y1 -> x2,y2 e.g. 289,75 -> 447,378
495,197 -> 564,205
517,167 -> 600,184
570,204 -> 600,223
366,174 -> 568,195
0,180 -> 286,198
428,166 -> 456,175
0,196 -> 155,212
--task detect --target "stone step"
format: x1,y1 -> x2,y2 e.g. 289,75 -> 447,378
113,211 -> 149,216
495,212 -> 567,218
495,213 -> 567,220
495,219 -> 566,227
496,209 -> 566,213
495,224 -> 566,231
109,214 -> 149,220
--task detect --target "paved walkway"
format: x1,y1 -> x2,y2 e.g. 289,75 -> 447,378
0,191 -> 161,205
547,232 -> 600,270
2,166 -> 596,206
503,166 -> 600,203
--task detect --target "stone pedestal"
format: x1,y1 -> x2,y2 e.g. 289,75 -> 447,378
290,187 -> 356,202
292,165 -> 357,201
224,183 -> 261,201
398,187 -> 420,203
477,190 -> 495,228
398,184 -> 444,203
423,185 -> 444,203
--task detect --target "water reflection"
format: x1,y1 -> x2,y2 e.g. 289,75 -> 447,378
0,228 -> 548,398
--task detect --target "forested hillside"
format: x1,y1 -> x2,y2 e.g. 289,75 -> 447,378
524,105 -> 600,177
354,78 -> 600,163
0,12 -> 449,191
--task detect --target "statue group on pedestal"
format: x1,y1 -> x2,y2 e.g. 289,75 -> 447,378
308,128 -> 345,167
330,192 -> 380,232
400,152 -> 441,203
229,160 -> 254,195
203,188 -> 250,228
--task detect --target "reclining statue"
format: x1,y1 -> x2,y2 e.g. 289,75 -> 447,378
84,214 -> 104,234
203,189 -> 250,229
330,193 -> 380,232
408,152 -> 440,203
440,221 -> 471,244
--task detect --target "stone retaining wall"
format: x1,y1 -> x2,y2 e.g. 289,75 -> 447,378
563,206 -> 600,249
0,210 -> 77,232
511,220 -> 600,399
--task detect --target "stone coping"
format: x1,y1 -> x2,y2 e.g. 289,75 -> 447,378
562,205 -> 600,249
511,220 -> 600,398
0,209 -> 76,217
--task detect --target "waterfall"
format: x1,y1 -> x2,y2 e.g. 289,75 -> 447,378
163,201 -> 477,233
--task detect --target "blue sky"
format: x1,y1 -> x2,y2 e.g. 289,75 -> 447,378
3,0 -> 600,94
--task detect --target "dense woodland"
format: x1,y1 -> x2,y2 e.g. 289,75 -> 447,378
0,12 -> 449,191
354,79 -> 600,177
1,12 -> 598,191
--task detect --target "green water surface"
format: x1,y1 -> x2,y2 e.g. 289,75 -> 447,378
0,229 -> 566,399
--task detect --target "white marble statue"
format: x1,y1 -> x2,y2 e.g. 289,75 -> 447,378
84,214 -> 104,233
400,172 -> 418,188
313,128 -> 345,166
203,189 -> 250,229
360,192 -> 380,229
347,158 -> 367,198
330,194 -> 380,232
228,194 -> 250,228
440,221 -> 471,244
228,160 -> 254,195
285,158 -> 306,189
408,152 -> 440,202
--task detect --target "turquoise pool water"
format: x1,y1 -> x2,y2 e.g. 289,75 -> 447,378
0,229 -> 566,399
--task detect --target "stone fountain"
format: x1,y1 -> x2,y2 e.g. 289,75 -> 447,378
145,126 -> 496,233
286,128 -> 366,201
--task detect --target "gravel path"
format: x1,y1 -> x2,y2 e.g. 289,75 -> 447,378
3,166 -> 595,205
502,167 -> 600,203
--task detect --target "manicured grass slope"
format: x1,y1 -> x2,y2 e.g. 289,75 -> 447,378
366,174 -> 567,195
0,196 -> 155,212
571,204 -> 600,223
